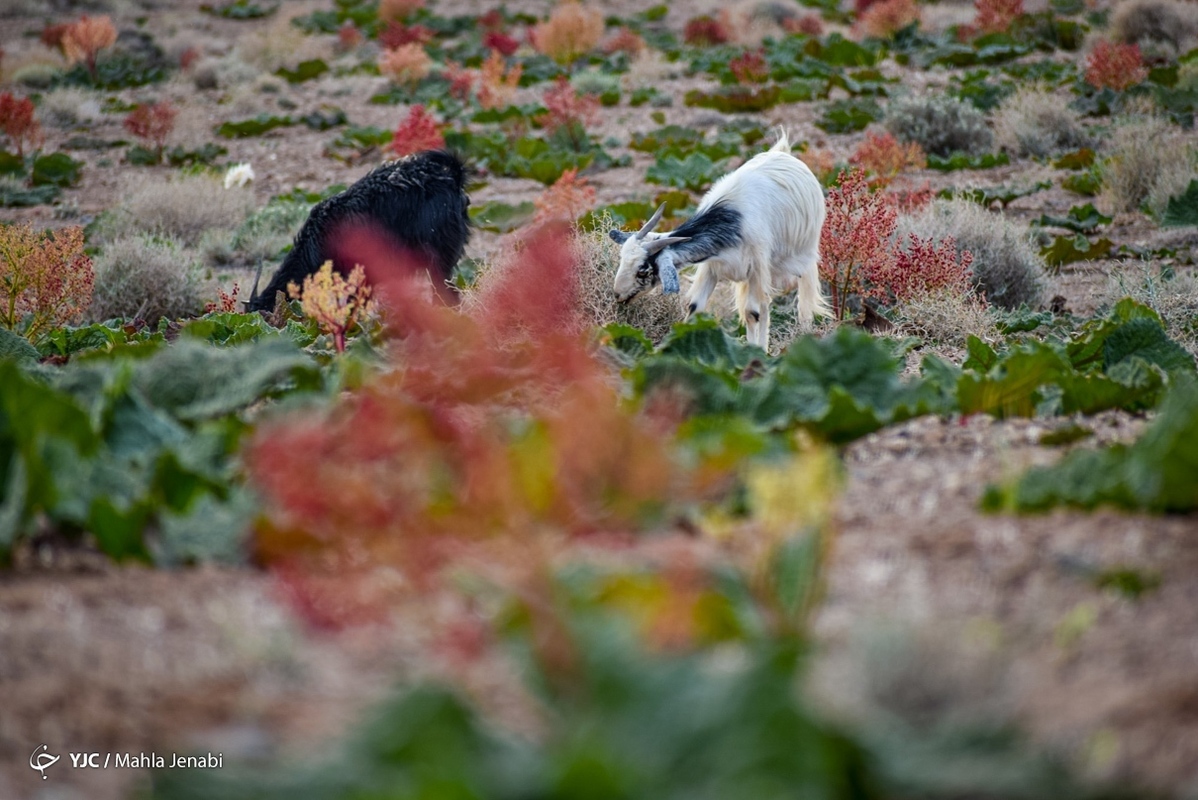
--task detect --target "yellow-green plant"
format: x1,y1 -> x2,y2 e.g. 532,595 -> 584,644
0,223 -> 93,341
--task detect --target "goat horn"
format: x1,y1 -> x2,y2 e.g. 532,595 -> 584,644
246,260 -> 265,310
636,203 -> 667,239
643,236 -> 690,255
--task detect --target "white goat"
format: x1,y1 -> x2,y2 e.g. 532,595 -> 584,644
610,131 -> 830,349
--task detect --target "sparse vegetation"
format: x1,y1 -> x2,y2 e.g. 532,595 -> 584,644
94,173 -> 255,247
89,234 -> 206,323
993,85 -> 1089,158
884,93 -> 993,157
899,198 -> 1047,310
1100,112 -> 1198,216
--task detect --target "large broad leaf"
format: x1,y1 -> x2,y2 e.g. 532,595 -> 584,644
30,153 -> 84,187
217,114 -> 294,138
1039,234 -> 1114,267
656,316 -> 760,370
0,328 -> 39,366
275,58 -> 328,83
987,376 -> 1198,513
957,343 -> 1069,418
646,153 -> 726,192
1033,203 -> 1111,233
1162,179 -> 1198,228
1102,317 -> 1196,376
131,337 -> 321,421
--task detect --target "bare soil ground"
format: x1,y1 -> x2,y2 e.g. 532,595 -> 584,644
2,0 -> 1198,799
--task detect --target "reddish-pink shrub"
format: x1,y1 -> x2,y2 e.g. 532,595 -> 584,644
973,0 -> 1023,34
40,22 -> 71,53
782,15 -> 825,36
205,283 -> 240,314
855,0 -> 920,39
534,168 -> 596,223
684,15 -> 731,46
442,61 -> 475,101
478,51 -> 522,109
0,92 -> 42,158
483,30 -> 521,56
378,0 -> 424,23
729,49 -> 769,84
379,21 -> 434,49
539,76 -> 600,150
389,104 -> 444,157
337,22 -> 364,52
1085,40 -> 1148,91
378,43 -> 433,86
124,101 -> 178,159
61,15 -> 117,80
819,167 -> 898,319
850,130 -> 925,186
603,26 -> 646,56
868,233 -> 973,302
533,2 -> 604,64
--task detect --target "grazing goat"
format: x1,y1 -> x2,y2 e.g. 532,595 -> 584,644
249,149 -> 471,311
609,131 -> 829,349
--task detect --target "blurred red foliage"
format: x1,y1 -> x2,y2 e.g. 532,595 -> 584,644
389,104 -> 444,157
379,21 -> 434,49
1085,40 -> 1148,91
248,225 -> 699,629
483,30 -> 521,56
204,282 -> 240,314
855,0 -> 920,39
124,101 -> 178,157
0,92 -> 42,157
683,15 -> 731,46
534,168 -> 596,224
729,49 -> 769,84
850,130 -> 925,187
782,14 -> 825,36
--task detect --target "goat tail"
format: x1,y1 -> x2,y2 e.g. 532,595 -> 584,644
770,127 -> 792,154
797,259 -> 832,328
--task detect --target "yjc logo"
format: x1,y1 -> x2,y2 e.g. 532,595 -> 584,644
30,744 -> 60,780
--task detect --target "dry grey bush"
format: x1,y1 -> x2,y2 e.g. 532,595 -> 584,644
899,199 -> 1047,310
95,173 -> 255,248
234,11 -> 333,72
90,235 -> 207,324
38,87 -> 105,129
461,216 -> 686,344
1109,0 -> 1198,54
894,290 -> 998,348
1100,112 -> 1198,216
1101,262 -> 1198,356
992,85 -> 1090,158
884,93 -> 993,157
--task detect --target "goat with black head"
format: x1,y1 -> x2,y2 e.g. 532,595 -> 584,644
609,131 -> 829,349
248,149 -> 471,312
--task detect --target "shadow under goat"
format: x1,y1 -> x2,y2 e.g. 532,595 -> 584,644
248,150 -> 471,312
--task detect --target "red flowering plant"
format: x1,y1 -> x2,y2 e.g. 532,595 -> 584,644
1085,40 -> 1148,91
854,0 -> 920,40
684,15 -> 731,46
124,101 -> 178,163
867,234 -> 974,304
819,167 -> 898,320
483,30 -> 521,56
378,21 -> 435,49
204,283 -> 240,315
850,130 -> 925,188
247,225 -> 706,630
534,169 -> 596,224
441,61 -> 476,102
389,104 -> 444,156
729,49 -> 769,84
539,76 -> 600,151
61,15 -> 117,82
0,92 -> 43,158
973,0 -> 1023,34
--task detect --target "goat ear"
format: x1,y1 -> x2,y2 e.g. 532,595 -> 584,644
609,229 -> 631,245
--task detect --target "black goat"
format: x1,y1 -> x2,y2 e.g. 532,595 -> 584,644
248,149 -> 471,311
